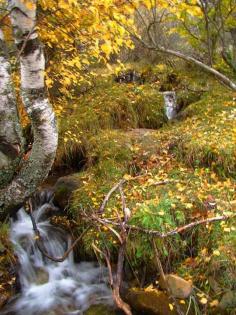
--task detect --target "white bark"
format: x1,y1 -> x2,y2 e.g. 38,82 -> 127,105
0,0 -> 58,218
0,29 -> 23,186
0,30 -> 21,152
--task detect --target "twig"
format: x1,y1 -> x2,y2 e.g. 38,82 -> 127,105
91,183 -> 133,315
98,174 -> 146,214
92,242 -> 132,315
149,179 -> 171,186
29,199 -> 89,262
86,213 -> 235,238
99,179 -> 126,213
152,239 -> 166,281
16,28 -> 34,61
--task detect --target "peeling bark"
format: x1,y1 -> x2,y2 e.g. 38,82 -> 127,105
0,29 -> 23,188
0,0 -> 58,219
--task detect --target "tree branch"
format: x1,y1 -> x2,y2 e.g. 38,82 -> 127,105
153,239 -> 184,315
86,212 -> 235,238
29,199 -> 89,262
111,10 -> 236,91
99,179 -> 126,213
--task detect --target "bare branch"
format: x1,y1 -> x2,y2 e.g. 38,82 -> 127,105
87,213 -> 235,238
29,200 -> 89,262
99,179 -> 126,213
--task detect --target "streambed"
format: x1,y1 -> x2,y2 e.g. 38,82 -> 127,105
1,191 -> 116,315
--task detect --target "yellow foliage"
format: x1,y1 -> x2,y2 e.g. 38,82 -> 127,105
35,0 -> 133,90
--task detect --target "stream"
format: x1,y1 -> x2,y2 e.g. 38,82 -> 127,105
1,191 -> 114,315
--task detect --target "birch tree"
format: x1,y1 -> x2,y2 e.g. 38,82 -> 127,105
0,0 -> 58,220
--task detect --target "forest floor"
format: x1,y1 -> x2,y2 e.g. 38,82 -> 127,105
0,62 -> 236,314
54,62 -> 236,313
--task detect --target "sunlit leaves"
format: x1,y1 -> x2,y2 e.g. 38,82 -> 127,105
36,0 -> 132,91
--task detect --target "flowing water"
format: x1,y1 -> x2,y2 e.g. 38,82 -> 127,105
1,191 -> 113,315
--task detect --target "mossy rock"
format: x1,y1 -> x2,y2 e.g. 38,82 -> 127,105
127,288 -> 193,315
85,304 -> 118,315
219,291 -> 236,311
53,174 -> 82,209
159,274 -> 193,299
55,77 -> 166,169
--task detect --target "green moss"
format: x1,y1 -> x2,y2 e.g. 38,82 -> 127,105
160,84 -> 236,178
54,77 -> 166,169
85,305 -> 117,315
52,63 -> 235,297
0,223 -> 16,300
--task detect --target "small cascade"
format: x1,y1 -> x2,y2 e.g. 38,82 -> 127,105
1,191 -> 113,315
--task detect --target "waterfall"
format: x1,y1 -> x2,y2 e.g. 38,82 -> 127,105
1,191 -> 113,315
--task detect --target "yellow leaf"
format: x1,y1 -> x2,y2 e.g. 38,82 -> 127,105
196,293 -> 204,298
213,250 -> 220,256
145,284 -> 155,292
169,303 -> 174,311
101,41 -> 112,57
200,297 -> 208,305
186,203 -> 193,209
210,300 -> 219,307
123,174 -> 132,180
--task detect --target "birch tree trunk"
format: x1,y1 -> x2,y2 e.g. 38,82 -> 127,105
0,0 -> 58,219
0,29 -> 23,188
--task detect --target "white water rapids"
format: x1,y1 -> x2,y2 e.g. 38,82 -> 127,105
1,191 -> 113,315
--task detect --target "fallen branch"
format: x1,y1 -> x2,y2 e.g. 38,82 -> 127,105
149,179 -> 171,186
86,213 -> 235,238
98,174 -> 147,214
92,184 -> 133,315
98,179 -> 126,213
92,243 -> 132,315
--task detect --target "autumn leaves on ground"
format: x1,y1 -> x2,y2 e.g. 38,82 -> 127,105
54,63 -> 235,313
0,59 -> 235,314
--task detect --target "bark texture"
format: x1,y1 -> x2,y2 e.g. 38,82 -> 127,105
0,29 -> 23,188
0,0 -> 58,219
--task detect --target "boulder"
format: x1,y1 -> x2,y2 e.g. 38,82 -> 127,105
35,267 -> 49,285
127,287 -> 192,315
159,274 -> 193,299
53,174 -> 81,209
